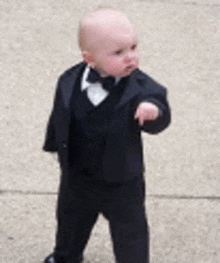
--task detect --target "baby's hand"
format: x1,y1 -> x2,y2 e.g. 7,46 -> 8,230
134,102 -> 159,126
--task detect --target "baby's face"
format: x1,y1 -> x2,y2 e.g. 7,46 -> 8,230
89,24 -> 139,78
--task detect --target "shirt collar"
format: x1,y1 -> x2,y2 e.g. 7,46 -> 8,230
81,66 -> 91,91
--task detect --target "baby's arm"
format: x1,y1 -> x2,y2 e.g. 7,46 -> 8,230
134,102 -> 159,126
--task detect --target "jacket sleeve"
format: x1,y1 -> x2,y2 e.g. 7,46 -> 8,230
136,78 -> 171,134
42,81 -> 61,152
43,110 -> 58,152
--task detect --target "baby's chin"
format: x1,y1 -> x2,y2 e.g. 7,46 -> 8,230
95,67 -> 137,78
111,67 -> 138,78
116,68 -> 137,78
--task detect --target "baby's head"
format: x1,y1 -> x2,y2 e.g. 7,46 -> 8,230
79,9 -> 139,78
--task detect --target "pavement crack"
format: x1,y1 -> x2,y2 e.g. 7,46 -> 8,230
148,194 -> 220,200
0,189 -> 57,195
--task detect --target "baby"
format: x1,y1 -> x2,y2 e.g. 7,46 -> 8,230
79,9 -> 160,123
43,9 -> 171,263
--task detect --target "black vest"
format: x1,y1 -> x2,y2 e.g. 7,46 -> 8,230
68,72 -> 127,179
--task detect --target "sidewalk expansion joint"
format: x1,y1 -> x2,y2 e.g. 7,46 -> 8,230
0,189 -> 220,200
0,189 -> 57,195
148,194 -> 220,200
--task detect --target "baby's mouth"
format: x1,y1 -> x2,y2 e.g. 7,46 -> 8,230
126,65 -> 132,70
125,65 -> 136,72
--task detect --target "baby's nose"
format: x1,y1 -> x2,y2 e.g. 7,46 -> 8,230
125,51 -> 136,62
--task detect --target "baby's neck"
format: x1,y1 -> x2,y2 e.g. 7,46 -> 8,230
93,67 -> 108,77
92,67 -> 121,84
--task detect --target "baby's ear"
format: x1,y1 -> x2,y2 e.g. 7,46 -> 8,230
81,50 -> 95,68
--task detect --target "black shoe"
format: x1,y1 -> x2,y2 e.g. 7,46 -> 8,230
44,253 -> 83,263
44,254 -> 57,263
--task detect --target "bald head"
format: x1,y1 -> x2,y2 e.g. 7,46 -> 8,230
78,9 -> 139,77
79,9 -> 134,52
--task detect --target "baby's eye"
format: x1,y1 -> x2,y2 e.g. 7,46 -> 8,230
114,50 -> 123,55
131,44 -> 137,50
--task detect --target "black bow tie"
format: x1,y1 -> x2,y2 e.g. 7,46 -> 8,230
87,68 -> 115,92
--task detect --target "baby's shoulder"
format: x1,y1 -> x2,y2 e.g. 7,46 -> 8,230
59,62 -> 86,80
135,69 -> 158,83
134,68 -> 167,93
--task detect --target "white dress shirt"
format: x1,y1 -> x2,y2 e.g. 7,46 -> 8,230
81,66 -> 121,106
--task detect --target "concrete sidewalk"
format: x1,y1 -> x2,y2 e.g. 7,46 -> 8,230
0,0 -> 219,262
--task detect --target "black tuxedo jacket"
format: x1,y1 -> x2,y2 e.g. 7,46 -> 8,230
43,62 -> 171,182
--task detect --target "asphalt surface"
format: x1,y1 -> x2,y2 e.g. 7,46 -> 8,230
0,0 -> 220,262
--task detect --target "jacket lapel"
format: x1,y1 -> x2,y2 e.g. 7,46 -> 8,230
61,63 -> 86,109
116,69 -> 145,109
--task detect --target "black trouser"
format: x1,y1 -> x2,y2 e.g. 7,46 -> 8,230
54,173 -> 149,263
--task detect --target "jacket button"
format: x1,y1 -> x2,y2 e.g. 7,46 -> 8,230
62,143 -> 67,149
